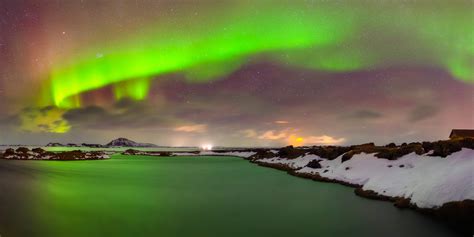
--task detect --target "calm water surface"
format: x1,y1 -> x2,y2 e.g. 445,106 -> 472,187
0,155 -> 460,237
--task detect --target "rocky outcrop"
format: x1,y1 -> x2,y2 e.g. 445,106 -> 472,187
307,146 -> 351,160
121,149 -> 174,157
81,143 -> 106,148
428,138 -> 474,157
374,143 -> 424,160
306,159 -> 321,169
277,146 -> 306,159
249,149 -> 277,160
106,138 -> 158,147
45,142 -> 81,147
1,147 -> 109,160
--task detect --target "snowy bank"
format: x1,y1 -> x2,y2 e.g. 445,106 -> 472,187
292,149 -> 474,208
248,140 -> 474,234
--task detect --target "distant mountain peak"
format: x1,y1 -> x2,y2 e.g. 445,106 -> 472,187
106,138 -> 157,147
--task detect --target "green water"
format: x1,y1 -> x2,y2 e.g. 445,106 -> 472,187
0,155 -> 459,237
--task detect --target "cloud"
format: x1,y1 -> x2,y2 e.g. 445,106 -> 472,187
409,105 -> 438,122
256,128 -> 345,146
258,130 -> 288,140
19,106 -> 70,133
346,110 -> 382,120
240,129 -> 258,138
274,120 -> 289,124
302,135 -> 346,145
62,100 -> 176,130
174,124 -> 207,133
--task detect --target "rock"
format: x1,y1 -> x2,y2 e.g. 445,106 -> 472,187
306,159 -> 322,169
307,146 -> 351,160
342,144 -> 378,162
16,147 -> 29,153
435,200 -> 474,235
249,149 -> 276,160
422,141 -> 434,151
375,144 -> 424,160
394,198 -> 411,208
158,152 -> 172,156
106,138 -> 157,147
81,143 -> 105,148
341,151 -> 356,163
351,142 -> 375,149
458,137 -> 474,149
430,140 -> 462,157
32,148 -> 45,153
4,148 -> 15,156
385,143 -> 397,148
277,146 -> 306,159
123,149 -> 140,155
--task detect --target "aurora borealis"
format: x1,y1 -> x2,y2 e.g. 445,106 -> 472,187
0,0 -> 473,146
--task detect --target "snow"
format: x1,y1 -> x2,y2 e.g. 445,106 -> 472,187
259,154 -> 320,169
258,149 -> 474,208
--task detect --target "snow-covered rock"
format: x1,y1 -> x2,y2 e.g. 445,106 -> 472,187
260,149 -> 474,208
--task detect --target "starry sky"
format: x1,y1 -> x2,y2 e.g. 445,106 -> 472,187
0,0 -> 473,146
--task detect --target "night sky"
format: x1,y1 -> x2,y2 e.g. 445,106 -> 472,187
0,0 -> 472,146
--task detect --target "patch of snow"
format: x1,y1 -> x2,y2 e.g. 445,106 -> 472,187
266,149 -> 474,208
259,154 -> 321,169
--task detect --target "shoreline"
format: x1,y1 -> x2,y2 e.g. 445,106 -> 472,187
1,138 -> 473,234
251,158 -> 473,235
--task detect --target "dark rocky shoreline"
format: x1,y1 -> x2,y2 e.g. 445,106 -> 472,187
0,147 -> 110,160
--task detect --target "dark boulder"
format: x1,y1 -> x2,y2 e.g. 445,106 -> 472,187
16,147 -> 29,153
306,159 -> 322,169
4,148 -> 15,156
55,150 -> 85,160
123,149 -> 140,155
32,148 -> 45,153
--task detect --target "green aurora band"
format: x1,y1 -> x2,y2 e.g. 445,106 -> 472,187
45,2 -> 473,108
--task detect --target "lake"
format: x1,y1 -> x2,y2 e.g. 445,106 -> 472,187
0,155 -> 459,237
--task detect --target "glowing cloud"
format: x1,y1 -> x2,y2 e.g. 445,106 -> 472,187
257,128 -> 345,146
302,135 -> 346,145
174,124 -> 207,133
19,107 -> 71,133
258,130 -> 288,140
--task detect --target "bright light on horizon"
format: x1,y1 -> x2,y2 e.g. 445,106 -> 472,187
201,144 -> 213,151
